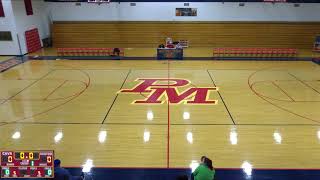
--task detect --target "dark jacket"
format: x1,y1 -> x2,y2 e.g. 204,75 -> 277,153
54,167 -> 73,180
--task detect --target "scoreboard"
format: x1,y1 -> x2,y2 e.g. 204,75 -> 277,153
0,151 -> 54,178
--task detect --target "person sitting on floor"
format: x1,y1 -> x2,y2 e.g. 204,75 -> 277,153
54,159 -> 83,180
192,157 -> 215,180
113,48 -> 121,56
176,174 -> 189,180
54,159 -> 73,180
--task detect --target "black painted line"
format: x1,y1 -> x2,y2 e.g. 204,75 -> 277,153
234,124 -> 320,126
0,70 -> 54,105
1,122 -> 319,126
207,68 -> 261,71
288,72 -> 320,95
101,69 -> 131,124
207,70 -> 236,125
171,123 -> 319,126
52,68 -> 129,71
2,122 -> 101,125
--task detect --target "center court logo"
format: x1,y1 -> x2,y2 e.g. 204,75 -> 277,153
119,78 -> 218,105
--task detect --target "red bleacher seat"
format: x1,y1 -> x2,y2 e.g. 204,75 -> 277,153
57,48 -> 125,57
213,47 -> 298,58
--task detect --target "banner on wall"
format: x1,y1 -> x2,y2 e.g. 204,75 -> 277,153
176,8 -> 197,16
314,36 -> 320,52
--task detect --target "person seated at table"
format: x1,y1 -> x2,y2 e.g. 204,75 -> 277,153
166,43 -> 175,48
158,44 -> 165,48
175,42 -> 183,49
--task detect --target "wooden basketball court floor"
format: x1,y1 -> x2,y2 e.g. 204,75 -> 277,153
0,59 -> 320,170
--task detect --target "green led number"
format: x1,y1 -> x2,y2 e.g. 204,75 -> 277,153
47,169 -> 52,176
31,161 -> 34,166
5,169 -> 9,175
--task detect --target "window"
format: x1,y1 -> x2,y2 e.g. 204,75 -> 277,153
24,0 -> 33,16
0,31 -> 13,41
0,0 -> 5,17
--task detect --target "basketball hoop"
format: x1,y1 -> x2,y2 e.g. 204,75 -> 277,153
88,0 -> 110,5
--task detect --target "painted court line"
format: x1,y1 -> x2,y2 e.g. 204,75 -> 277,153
250,80 -> 319,103
207,70 -> 236,125
44,80 -> 68,100
1,122 -> 319,126
0,70 -> 54,106
288,72 -> 320,95
62,166 -> 320,171
248,69 -> 320,124
101,70 -> 132,124
0,68 -> 91,127
0,122 -> 101,125
271,81 -> 295,101
167,59 -> 171,168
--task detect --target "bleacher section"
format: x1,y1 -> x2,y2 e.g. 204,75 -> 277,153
57,48 -> 124,56
52,22 -> 320,48
213,48 -> 298,58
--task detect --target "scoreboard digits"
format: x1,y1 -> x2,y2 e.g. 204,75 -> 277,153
13,152 -> 40,160
0,151 -> 54,178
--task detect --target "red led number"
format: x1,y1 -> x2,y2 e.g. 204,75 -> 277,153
47,156 -> 52,163
8,156 -> 13,162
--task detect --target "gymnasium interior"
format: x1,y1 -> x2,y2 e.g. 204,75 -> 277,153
0,0 -> 320,179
